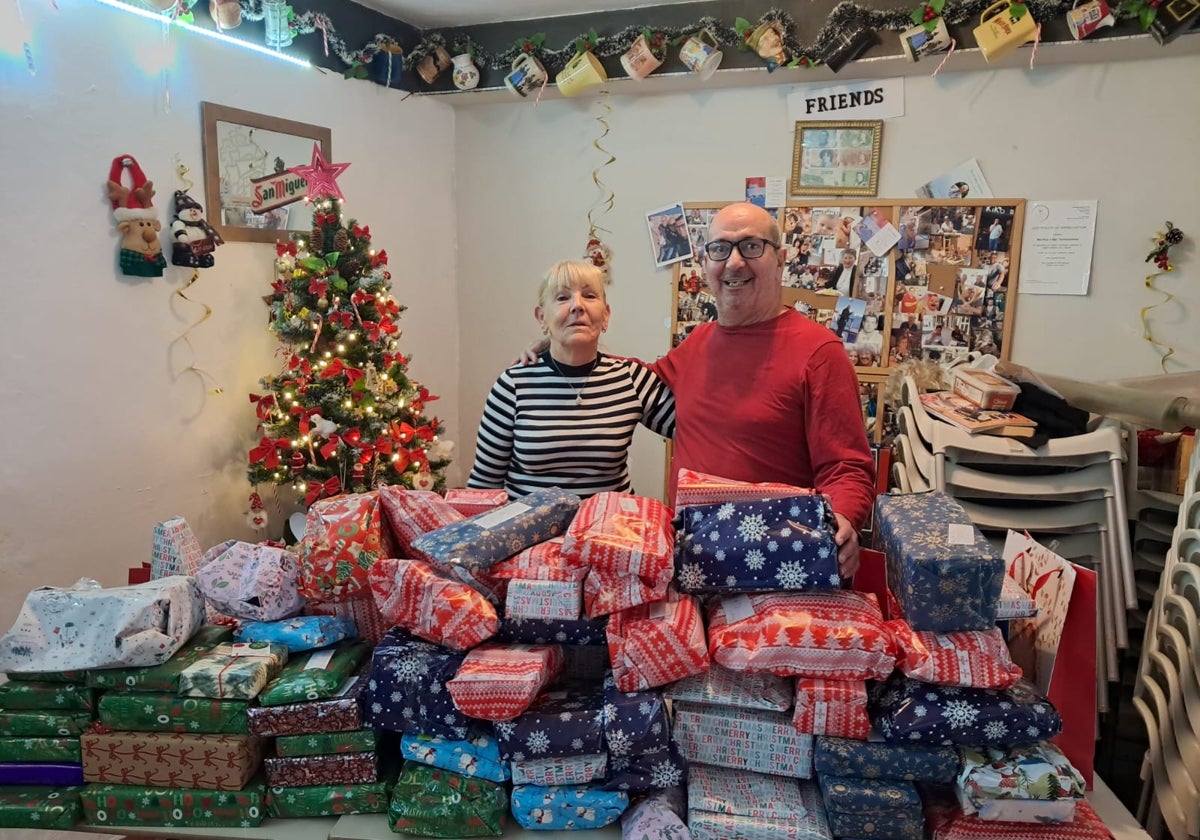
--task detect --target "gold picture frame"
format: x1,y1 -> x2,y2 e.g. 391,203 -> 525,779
790,120 -> 882,197
201,102 -> 332,244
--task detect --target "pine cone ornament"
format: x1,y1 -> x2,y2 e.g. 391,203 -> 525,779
333,229 -> 350,252
340,257 -> 362,278
310,227 -> 325,252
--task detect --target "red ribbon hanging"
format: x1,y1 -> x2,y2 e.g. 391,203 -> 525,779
249,393 -> 276,421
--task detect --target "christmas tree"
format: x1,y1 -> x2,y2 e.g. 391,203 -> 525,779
247,146 -> 452,509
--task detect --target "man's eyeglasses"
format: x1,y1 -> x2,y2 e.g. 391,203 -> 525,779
704,237 -> 779,261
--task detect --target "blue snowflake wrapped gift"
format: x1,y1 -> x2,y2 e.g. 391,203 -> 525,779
493,686 -> 605,762
813,735 -> 959,783
819,773 -> 925,840
364,628 -> 469,739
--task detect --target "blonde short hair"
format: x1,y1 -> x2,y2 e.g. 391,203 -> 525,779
537,260 -> 609,306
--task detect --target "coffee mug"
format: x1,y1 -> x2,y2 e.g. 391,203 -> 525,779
556,50 -> 607,97
620,34 -> 663,80
900,17 -> 952,61
416,45 -> 452,85
504,53 -> 548,98
749,22 -> 789,69
973,0 -> 1038,62
679,30 -> 723,79
1067,0 -> 1115,39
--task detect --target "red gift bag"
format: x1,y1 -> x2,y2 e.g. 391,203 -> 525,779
1049,561 -> 1097,789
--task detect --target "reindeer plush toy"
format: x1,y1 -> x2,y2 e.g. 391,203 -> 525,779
107,155 -> 167,278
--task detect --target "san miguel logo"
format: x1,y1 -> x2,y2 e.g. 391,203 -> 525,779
250,172 -> 308,214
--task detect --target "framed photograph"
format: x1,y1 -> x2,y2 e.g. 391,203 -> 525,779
790,120 -> 883,198
201,102 -> 332,244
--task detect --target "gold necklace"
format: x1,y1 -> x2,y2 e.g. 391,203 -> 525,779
546,353 -> 599,406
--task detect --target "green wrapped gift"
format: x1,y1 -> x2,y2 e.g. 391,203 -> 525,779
258,640 -> 370,707
388,761 -> 506,838
0,737 -> 80,763
81,782 -> 265,828
98,693 -> 248,734
0,681 -> 95,711
178,642 -> 289,701
266,775 -> 392,818
0,786 -> 82,829
0,711 -> 92,737
6,670 -> 87,684
87,625 -> 234,692
275,728 -> 377,758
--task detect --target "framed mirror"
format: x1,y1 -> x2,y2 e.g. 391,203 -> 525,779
201,102 -> 331,244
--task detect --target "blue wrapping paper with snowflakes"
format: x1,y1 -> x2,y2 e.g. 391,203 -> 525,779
601,673 -> 670,756
495,615 -> 608,646
873,491 -> 1004,632
511,784 -> 628,830
365,629 -> 469,739
401,730 -> 511,783
814,735 -> 959,783
601,743 -> 688,794
493,687 -> 605,761
822,777 -> 925,840
870,675 -> 1062,747
234,616 -> 356,653
673,495 -> 840,594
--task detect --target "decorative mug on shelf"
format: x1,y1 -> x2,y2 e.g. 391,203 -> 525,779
749,22 -> 789,70
679,29 -> 723,79
504,53 -> 548,97
416,45 -> 453,85
556,50 -> 607,97
900,17 -> 952,61
620,34 -> 663,79
451,53 -> 479,90
973,1 -> 1038,62
1066,0 -> 1115,39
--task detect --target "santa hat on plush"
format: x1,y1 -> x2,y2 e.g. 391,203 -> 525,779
106,155 -> 159,222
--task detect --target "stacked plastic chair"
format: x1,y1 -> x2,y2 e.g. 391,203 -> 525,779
894,375 -> 1135,713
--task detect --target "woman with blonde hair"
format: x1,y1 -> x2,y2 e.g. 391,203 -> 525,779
468,260 -> 675,499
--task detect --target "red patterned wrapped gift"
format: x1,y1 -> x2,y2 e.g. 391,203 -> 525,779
891,622 -> 1023,689
486,538 -> 587,584
305,592 -> 391,645
563,493 -> 674,617
708,590 -> 896,680
444,488 -> 509,518
607,592 -> 709,692
378,486 -> 463,558
264,751 -> 377,787
446,644 -> 563,721
793,678 -> 871,739
925,794 -> 1112,840
675,469 -> 815,507
82,731 -> 263,790
368,558 -> 498,651
298,492 -> 394,601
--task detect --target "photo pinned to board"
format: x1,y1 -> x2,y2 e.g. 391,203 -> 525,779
646,202 -> 692,268
684,206 -> 718,261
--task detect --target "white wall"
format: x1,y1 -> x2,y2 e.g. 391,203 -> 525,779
455,55 -> 1200,498
0,0 -> 461,693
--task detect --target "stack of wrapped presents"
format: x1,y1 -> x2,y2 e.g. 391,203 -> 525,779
0,480 -> 1116,839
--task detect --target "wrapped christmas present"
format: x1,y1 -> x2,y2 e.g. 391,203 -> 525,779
0,710 -> 92,738
493,686 -> 605,761
367,557 -> 498,650
98,693 -> 249,734
675,468 -> 815,507
924,788 -> 1112,840
707,590 -> 895,680
891,623 -> 1023,689
0,787 -> 82,830
445,487 -> 509,517
297,491 -> 393,601
606,591 -> 709,692
82,731 -> 263,790
496,615 -> 608,646
257,639 -> 370,707
561,492 -> 674,617
276,727 -> 376,758
264,750 -> 376,787
411,487 -> 581,584
152,515 -> 206,579
0,680 -> 95,711
874,491 -> 1005,632
674,494 -> 840,594
266,773 -> 392,818
0,736 -> 80,763
511,752 -> 608,786
620,786 -> 689,839
401,730 -> 511,783
672,701 -> 813,779
688,769 -> 831,840
81,782 -> 264,828
0,763 -> 84,785
6,669 -> 87,684
997,574 -> 1038,619
365,629 -> 470,739
956,741 -> 1085,823
247,672 -> 367,737
819,773 -> 924,840
602,672 -> 670,756
511,783 -> 627,831
194,540 -> 304,622
814,735 -> 960,783
793,678 -> 871,739
304,593 -> 391,645
485,537 -> 586,583
665,662 -> 792,712
871,675 -> 1062,747
378,486 -> 464,559
234,615 -> 355,654
506,578 -> 583,621
601,743 -> 688,794
0,576 -> 205,673
446,643 -> 564,721
177,642 -> 288,700
388,761 -> 508,838
88,624 -> 233,691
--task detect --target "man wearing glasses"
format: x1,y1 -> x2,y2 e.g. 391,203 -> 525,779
650,202 -> 875,579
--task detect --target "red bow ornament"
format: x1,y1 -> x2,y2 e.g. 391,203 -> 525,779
370,249 -> 388,268
276,242 -> 297,258
352,224 -> 371,240
249,393 -> 277,421
305,476 -> 341,506
249,437 -> 290,470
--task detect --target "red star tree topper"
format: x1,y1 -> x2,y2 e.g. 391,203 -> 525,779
247,165 -> 452,509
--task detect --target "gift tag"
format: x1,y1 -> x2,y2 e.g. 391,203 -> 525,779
474,502 -> 530,528
304,649 -> 336,670
947,524 -> 975,545
722,594 -> 756,623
